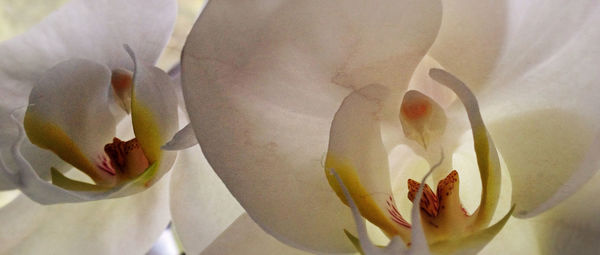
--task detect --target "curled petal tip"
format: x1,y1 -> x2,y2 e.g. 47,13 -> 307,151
161,124 -> 198,151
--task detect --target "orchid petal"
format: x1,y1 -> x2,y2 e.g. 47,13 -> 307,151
490,1 -> 600,86
428,0 -> 508,90
182,0 -> 441,252
480,4 -> 600,215
522,133 -> 600,217
325,84 -> 410,241
429,69 -> 501,229
126,45 -> 179,188
0,0 -> 176,189
0,176 -> 170,255
162,124 -> 198,151
23,58 -> 118,187
2,48 -> 178,203
528,167 -> 600,254
200,214 -> 311,255
170,145 -> 244,254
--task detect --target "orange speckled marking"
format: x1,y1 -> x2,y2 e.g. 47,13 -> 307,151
407,179 -> 440,217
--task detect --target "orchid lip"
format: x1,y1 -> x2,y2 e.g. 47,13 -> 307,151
324,68 -> 511,253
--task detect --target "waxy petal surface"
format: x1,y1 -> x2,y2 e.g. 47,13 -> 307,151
0,0 -> 177,189
182,0 -> 441,252
170,146 -> 244,254
0,176 -> 171,254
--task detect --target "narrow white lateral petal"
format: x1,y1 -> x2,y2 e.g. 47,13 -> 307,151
0,176 -> 170,255
170,146 -> 244,254
182,0 -> 441,252
162,124 -> 198,151
125,46 -> 179,188
200,214 -> 311,255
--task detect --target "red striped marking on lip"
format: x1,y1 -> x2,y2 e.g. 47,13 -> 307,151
97,155 -> 116,176
387,195 -> 411,228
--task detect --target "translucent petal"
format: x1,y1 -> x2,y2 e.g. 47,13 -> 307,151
200,214 -> 311,255
0,0 -> 176,188
0,176 -> 170,254
126,46 -> 179,188
182,0 -> 442,252
23,58 -> 117,187
428,0 -> 509,90
429,69 -> 502,228
1,49 -> 178,203
326,85 -> 410,239
162,124 -> 198,151
480,4 -> 600,214
529,167 -> 600,254
170,146 -> 244,254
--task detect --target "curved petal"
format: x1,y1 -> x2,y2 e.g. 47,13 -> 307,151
0,0 -> 177,188
162,123 -> 198,151
428,0 -> 508,90
200,214 -> 312,255
325,85 -> 411,241
126,46 -> 179,188
170,145 -> 244,254
489,1 -> 600,86
0,175 -> 171,255
529,169 -> 600,255
23,58 -> 118,187
481,4 -> 600,216
182,0 -> 442,252
3,49 -> 178,204
479,217 -> 539,255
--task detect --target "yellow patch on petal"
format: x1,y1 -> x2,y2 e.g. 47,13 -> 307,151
325,154 -> 411,241
131,99 -> 162,163
23,112 -> 111,186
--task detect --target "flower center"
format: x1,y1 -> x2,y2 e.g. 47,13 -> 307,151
102,137 -> 150,178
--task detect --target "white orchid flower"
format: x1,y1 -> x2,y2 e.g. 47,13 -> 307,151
0,0 -> 180,253
172,0 -> 600,254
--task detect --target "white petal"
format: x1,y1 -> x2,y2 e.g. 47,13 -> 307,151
481,8 -> 600,215
2,51 -> 178,203
23,58 -> 117,186
170,145 -> 244,254
182,0 -> 441,252
428,0 -> 509,90
126,45 -> 179,188
490,1 -> 600,86
527,169 -> 600,254
0,175 -> 171,254
326,85 -> 402,233
479,217 -> 540,255
0,0 -> 177,188
162,124 -> 198,151
200,214 -> 312,255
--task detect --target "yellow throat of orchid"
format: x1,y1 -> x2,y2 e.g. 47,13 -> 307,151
23,66 -> 158,190
324,69 -> 514,255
